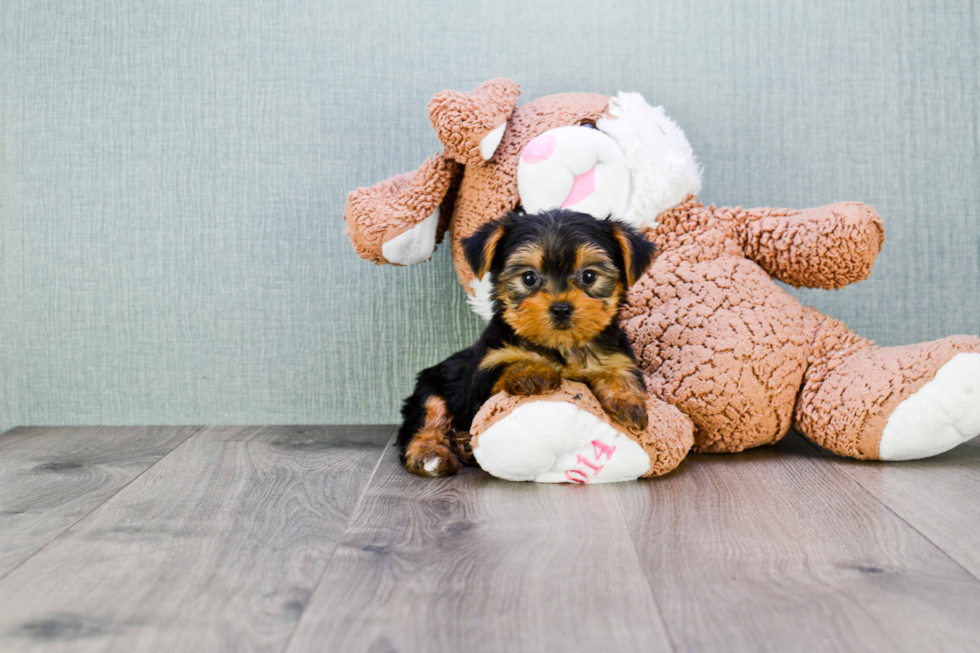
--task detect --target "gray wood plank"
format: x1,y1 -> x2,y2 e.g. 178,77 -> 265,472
820,436 -> 980,580
0,425 -> 390,653
618,433 -> 980,653
0,426 -> 200,579
285,443 -> 675,653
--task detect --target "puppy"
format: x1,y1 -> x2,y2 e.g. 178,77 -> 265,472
397,209 -> 656,477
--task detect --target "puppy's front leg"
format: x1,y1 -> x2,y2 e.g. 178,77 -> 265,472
402,395 -> 460,477
586,354 -> 649,432
482,344 -> 561,396
496,361 -> 561,396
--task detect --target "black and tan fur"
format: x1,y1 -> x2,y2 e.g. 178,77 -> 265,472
397,209 -> 656,477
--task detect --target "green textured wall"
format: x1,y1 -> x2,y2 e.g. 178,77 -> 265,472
1,0 -> 978,432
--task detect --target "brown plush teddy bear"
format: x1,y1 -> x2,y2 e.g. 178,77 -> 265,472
345,78 -> 980,483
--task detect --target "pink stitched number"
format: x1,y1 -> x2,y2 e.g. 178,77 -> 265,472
566,440 -> 617,484
592,439 -> 616,461
576,455 -> 604,475
565,469 -> 589,484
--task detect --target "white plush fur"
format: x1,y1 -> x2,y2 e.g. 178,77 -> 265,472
879,353 -> 980,460
467,273 -> 495,322
480,123 -> 506,160
597,92 -> 702,229
381,208 -> 440,265
473,401 -> 651,483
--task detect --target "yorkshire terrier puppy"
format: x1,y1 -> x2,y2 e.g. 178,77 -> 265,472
398,209 -> 656,477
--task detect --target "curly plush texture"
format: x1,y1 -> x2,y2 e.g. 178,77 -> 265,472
737,202 -> 885,289
344,78 -> 980,479
624,196 -> 980,458
344,153 -> 461,264
795,313 -> 980,459
428,78 -> 521,166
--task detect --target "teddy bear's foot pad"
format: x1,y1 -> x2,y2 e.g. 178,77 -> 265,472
472,400 -> 651,483
879,353 -> 980,460
381,208 -> 440,265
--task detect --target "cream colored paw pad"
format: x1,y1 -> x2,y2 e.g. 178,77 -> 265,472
879,353 -> 980,460
380,208 -> 440,265
472,401 -> 651,483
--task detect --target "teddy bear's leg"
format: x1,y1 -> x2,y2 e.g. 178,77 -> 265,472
794,308 -> 980,460
469,380 -> 693,483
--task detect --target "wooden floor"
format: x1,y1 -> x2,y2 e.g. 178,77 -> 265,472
1,426 -> 979,652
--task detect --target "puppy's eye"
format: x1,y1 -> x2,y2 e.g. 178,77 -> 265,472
579,122 -> 598,130
521,271 -> 538,287
581,270 -> 597,285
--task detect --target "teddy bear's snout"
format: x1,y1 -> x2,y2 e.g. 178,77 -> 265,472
517,125 -> 630,222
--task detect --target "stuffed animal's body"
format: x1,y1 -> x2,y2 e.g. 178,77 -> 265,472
346,78 -> 980,482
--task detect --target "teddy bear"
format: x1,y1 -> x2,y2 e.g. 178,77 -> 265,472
344,78 -> 980,483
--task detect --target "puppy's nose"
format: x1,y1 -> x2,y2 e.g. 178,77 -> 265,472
549,302 -> 573,320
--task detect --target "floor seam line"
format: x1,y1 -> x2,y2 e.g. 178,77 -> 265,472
277,425 -> 396,653
0,424 -> 207,584
613,486 -> 680,653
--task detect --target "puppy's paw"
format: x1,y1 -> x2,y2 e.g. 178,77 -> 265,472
500,365 -> 561,396
404,437 -> 460,478
600,392 -> 649,433
452,430 -> 476,465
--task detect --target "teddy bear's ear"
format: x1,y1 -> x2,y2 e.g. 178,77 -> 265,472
611,221 -> 656,286
462,216 -> 508,279
428,78 -> 520,166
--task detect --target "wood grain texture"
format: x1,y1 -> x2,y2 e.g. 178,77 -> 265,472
0,426 -> 200,579
285,444 -> 674,653
0,425 -> 390,653
820,436 -> 980,580
618,433 -> 980,653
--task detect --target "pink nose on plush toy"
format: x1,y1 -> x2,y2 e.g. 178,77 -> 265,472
522,133 -> 557,164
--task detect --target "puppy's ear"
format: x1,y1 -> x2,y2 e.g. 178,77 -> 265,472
611,222 -> 656,286
462,218 -> 507,279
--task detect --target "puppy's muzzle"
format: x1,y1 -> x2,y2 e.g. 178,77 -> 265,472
549,301 -> 573,327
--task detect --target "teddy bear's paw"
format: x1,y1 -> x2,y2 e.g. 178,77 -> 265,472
344,152 -> 460,266
879,353 -> 980,460
472,400 -> 651,483
380,207 -> 441,266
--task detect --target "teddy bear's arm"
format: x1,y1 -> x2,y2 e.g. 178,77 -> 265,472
729,202 -> 884,289
344,153 -> 462,266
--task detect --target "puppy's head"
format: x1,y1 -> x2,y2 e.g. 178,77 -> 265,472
462,209 -> 655,349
